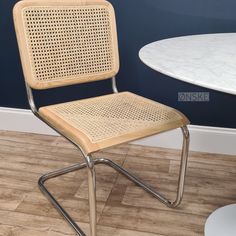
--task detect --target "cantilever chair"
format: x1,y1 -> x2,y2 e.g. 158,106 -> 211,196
13,0 -> 190,235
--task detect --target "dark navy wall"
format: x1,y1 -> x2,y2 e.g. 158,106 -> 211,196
1,0 -> 236,128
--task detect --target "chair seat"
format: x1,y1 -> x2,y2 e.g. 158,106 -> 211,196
39,92 -> 189,154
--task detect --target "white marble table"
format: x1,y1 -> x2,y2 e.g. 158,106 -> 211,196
139,33 -> 236,95
139,33 -> 236,236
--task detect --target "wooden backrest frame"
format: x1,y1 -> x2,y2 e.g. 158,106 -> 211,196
13,0 -> 120,90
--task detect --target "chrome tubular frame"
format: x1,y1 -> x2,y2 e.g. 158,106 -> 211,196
25,80 -> 190,236
111,76 -> 118,93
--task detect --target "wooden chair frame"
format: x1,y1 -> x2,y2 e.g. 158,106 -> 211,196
25,80 -> 189,236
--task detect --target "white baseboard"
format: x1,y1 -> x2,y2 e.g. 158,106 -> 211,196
0,107 -> 235,155
0,107 -> 57,136
132,126 -> 236,155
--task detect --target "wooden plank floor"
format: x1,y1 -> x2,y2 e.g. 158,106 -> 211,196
0,130 -> 235,236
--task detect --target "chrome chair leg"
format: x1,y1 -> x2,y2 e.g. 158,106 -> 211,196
94,126 -> 189,208
38,126 -> 189,235
171,125 -> 190,207
86,155 -> 97,236
38,163 -> 88,236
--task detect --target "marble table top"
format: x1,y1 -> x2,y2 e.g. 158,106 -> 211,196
139,33 -> 236,95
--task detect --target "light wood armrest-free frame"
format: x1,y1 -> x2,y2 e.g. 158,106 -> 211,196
13,1 -> 190,235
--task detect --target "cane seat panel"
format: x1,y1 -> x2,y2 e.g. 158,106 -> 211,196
39,92 -> 189,154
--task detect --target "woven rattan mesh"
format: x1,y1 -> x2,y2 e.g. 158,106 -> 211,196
40,92 -> 186,143
22,3 -> 117,88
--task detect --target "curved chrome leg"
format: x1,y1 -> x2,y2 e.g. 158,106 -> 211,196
170,125 -> 190,207
38,155 -> 97,236
94,126 -> 190,208
38,126 -> 189,235
38,163 -> 87,236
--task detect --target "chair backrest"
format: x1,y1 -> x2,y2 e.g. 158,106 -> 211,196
13,0 -> 119,90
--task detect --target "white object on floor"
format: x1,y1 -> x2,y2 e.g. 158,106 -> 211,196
205,204 -> 236,236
